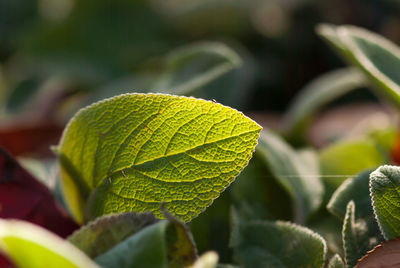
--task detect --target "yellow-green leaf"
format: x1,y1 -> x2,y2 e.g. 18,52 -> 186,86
0,219 -> 99,268
58,93 -> 261,223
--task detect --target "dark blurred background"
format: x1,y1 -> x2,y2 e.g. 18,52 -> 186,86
1,0 -> 400,115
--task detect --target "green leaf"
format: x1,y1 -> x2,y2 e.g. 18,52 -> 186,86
328,254 -> 345,268
230,209 -> 327,268
0,219 -> 99,268
284,67 -> 367,143
370,165 -> 400,239
257,129 -> 323,223
94,216 -> 197,268
317,24 -> 400,109
154,42 -> 242,96
328,169 -> 375,219
67,212 -> 158,258
342,201 -> 380,268
58,93 -> 261,223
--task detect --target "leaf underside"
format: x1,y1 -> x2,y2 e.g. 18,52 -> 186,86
58,93 -> 261,223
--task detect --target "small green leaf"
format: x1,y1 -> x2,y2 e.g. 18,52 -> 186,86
155,42 -> 242,96
328,254 -> 345,268
231,209 -> 327,268
342,201 -> 380,268
58,93 -> 261,223
317,24 -> 400,109
328,169 -> 375,219
94,216 -> 197,268
68,212 -> 157,258
284,67 -> 367,143
370,165 -> 400,239
257,129 -> 323,223
0,219 -> 99,268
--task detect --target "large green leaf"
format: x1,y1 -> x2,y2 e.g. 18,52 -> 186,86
370,165 -> 400,239
94,216 -> 197,268
257,129 -> 323,223
58,93 -> 261,223
68,212 -> 158,258
284,67 -> 367,144
230,209 -> 327,268
342,201 -> 380,268
317,24 -> 400,109
0,219 -> 98,268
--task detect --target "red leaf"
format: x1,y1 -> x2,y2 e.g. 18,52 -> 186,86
0,149 -> 79,238
0,123 -> 63,157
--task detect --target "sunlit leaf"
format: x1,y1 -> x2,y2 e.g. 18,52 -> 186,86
328,254 -> 344,268
58,93 -> 261,223
0,219 -> 99,268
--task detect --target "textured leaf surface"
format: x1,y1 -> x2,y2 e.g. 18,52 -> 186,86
94,216 -> 197,268
356,238 -> 400,268
342,201 -> 379,268
328,254 -> 345,268
317,24 -> 400,109
370,165 -> 400,239
257,129 -> 323,223
231,209 -> 327,268
0,219 -> 98,268
68,212 -> 157,258
58,93 -> 261,223
284,67 -> 366,143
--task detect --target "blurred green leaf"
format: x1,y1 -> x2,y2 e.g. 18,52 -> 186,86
342,201 -> 379,268
257,129 -> 323,223
317,24 -> 400,109
370,165 -> 400,239
0,219 -> 99,268
94,216 -> 197,268
328,254 -> 345,268
284,67 -> 367,143
230,209 -> 327,268
68,212 -> 157,258
154,42 -> 242,95
57,93 -> 260,223
319,138 -> 385,199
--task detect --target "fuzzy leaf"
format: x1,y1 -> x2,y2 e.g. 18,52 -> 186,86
231,209 -> 327,268
68,212 -> 157,258
328,254 -> 345,268
328,169 -> 375,219
0,219 -> 99,268
370,165 -> 400,239
342,201 -> 380,268
58,93 -> 261,223
317,24 -> 400,109
94,216 -> 197,268
257,129 -> 323,223
356,238 -> 400,267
